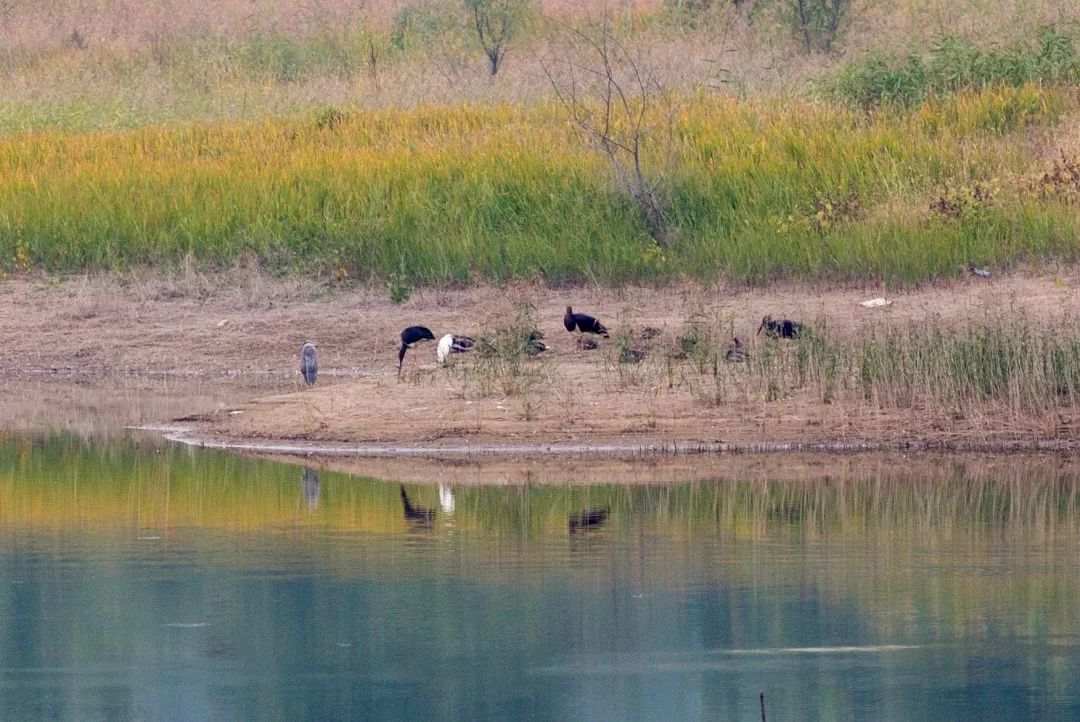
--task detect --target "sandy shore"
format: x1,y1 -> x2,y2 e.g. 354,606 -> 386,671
4,268 -> 1080,459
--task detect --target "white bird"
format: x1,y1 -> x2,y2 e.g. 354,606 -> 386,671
438,484 -> 455,513
437,334 -> 475,365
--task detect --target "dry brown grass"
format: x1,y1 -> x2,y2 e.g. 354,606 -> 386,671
1,0 -> 1076,130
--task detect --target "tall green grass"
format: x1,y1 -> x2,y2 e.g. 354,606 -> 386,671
831,29 -> 1080,108
0,85 -> 1076,284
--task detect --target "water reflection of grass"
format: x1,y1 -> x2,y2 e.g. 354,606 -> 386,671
4,434 -> 1080,645
2,434 -> 1079,539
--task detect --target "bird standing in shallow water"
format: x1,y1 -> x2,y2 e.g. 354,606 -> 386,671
436,334 -> 475,365
758,315 -> 802,339
564,306 -> 610,338
300,342 -> 318,385
398,325 -> 435,376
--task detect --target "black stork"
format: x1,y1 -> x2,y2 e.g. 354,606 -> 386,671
300,341 -> 318,385
757,315 -> 802,339
564,306 -> 610,338
398,325 -> 435,376
437,334 -> 476,365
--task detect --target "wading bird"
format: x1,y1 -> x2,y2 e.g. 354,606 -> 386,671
300,341 -> 318,385
758,315 -> 802,339
725,337 -> 748,363
564,306 -> 609,338
398,325 -> 435,376
436,334 -> 476,365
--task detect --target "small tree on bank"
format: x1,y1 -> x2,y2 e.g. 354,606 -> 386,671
466,0 -> 530,75
541,15 -> 676,247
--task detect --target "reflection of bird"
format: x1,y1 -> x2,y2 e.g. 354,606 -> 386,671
725,336 -> 748,363
398,326 -> 436,376
400,486 -> 435,524
301,467 -> 320,511
300,342 -> 318,385
568,507 -> 609,532
438,484 -> 455,513
437,334 -> 476,365
564,306 -> 609,338
757,315 -> 802,339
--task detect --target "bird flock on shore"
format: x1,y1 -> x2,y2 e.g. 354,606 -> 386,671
297,306 -> 804,385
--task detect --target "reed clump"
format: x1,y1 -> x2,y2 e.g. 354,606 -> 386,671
619,315 -> 1080,418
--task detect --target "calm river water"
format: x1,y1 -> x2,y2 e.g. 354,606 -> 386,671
2,434 -> 1080,720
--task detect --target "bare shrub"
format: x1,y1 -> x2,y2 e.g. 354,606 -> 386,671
541,11 -> 677,247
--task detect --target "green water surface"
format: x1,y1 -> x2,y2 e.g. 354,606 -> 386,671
1,435 -> 1079,720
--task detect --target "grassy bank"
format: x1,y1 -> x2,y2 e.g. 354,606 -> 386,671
2,84 -> 1078,285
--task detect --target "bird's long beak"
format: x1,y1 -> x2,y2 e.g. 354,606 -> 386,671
756,322 -> 764,336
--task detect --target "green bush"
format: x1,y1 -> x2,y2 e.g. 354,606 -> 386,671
831,28 -> 1080,108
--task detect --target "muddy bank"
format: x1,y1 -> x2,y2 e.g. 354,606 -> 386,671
4,269 -> 1080,455
154,425 -> 1080,486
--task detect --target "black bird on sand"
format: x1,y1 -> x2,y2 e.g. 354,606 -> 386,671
757,315 -> 802,339
569,507 -> 609,533
564,306 -> 610,338
400,486 -> 435,524
299,341 -> 318,385
398,325 -> 436,376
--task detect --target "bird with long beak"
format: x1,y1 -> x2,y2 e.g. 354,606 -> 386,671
564,305 -> 610,338
398,325 -> 435,376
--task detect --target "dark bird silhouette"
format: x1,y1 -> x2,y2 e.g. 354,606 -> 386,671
526,330 -> 547,355
757,315 -> 802,339
569,507 -> 609,532
437,334 -> 476,365
398,325 -> 436,376
564,306 -> 609,338
400,486 -> 435,524
576,336 -> 599,351
725,336 -> 748,363
300,341 -> 318,385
